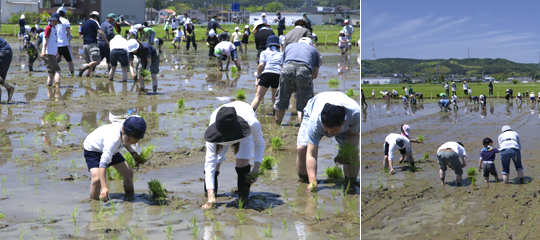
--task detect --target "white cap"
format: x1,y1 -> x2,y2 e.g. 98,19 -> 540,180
90,11 -> 99,17
261,13 -> 266,17
209,29 -> 216,36
235,27 -> 239,30
312,33 -> 316,36
185,19 -> 192,24
57,3 -> 66,13
298,37 -> 313,45
20,15 -> 25,19
244,25 -> 249,28
127,39 -> 139,52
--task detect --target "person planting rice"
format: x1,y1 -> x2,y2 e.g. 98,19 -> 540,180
127,39 -> 160,94
498,125 -> 525,184
139,25 -> 156,46
214,41 -> 241,72
480,94 -> 486,107
530,92 -> 535,104
296,91 -> 360,192
164,20 -> 170,39
436,141 -> 467,186
253,20 -> 275,63
98,13 -> 117,72
338,30 -> 348,54
78,11 -> 109,77
202,101 -> 265,209
184,19 -> 197,51
206,29 -> 220,59
451,94 -> 459,110
478,138 -> 500,183
398,124 -> 421,170
250,35 -> 282,114
283,19 -> 312,49
217,32 -> 231,42
153,37 -> 164,54
172,27 -> 184,49
383,132 -> 409,175
274,37 -> 320,125
42,13 -> 62,87
438,98 -> 451,111
22,35 -> 39,72
415,92 -> 423,102
0,37 -> 16,102
108,35 -> 129,82
84,115 -> 146,201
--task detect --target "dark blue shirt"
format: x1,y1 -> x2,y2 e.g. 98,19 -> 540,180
98,20 -> 115,42
18,19 -> 26,29
207,20 -> 221,32
129,42 -> 157,60
82,19 -> 100,44
0,37 -> 11,51
480,147 -> 499,162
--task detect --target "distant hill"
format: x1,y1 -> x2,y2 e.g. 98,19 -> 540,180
361,58 -> 540,79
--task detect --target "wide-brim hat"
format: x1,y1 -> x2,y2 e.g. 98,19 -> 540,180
90,11 -> 100,17
252,20 -> 268,32
20,14 -> 25,19
205,107 -> 251,144
298,37 -> 313,45
235,27 -> 239,31
48,13 -> 60,22
127,39 -> 139,52
294,19 -> 307,26
501,125 -> 513,133
57,3 -> 66,14
261,13 -> 266,17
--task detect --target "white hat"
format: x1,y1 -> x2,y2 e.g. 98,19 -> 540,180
344,19 -> 349,23
90,11 -> 99,17
209,29 -> 216,36
235,27 -> 239,31
340,30 -> 345,34
261,13 -> 266,17
312,33 -> 317,37
20,15 -> 25,19
298,37 -> 313,45
244,25 -> 249,28
127,39 -> 139,52
57,3 -> 66,14
252,20 -> 266,32
185,19 -> 192,24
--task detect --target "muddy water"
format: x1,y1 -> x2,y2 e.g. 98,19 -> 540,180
0,37 -> 360,239
361,98 -> 540,239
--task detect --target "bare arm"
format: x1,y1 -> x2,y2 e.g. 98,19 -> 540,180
41,37 -> 49,57
257,62 -> 265,76
312,66 -> 319,79
97,29 -> 109,44
66,26 -> 71,37
146,58 -> 152,71
306,142 -> 319,191
129,60 -> 136,77
99,167 -> 109,201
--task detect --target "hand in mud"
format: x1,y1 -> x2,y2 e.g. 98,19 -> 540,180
307,182 -> 318,192
100,188 -> 109,202
246,168 -> 260,183
132,152 -> 145,166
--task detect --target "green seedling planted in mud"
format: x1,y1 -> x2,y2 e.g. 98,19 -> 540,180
177,98 -> 185,109
231,66 -> 239,73
282,188 -> 288,200
423,152 -> 429,160
261,156 -> 277,170
325,166 -> 344,179
345,89 -> 358,98
335,142 -> 359,165
257,224 -> 273,237
417,135 -> 424,143
270,136 -> 284,150
266,203 -> 273,216
148,179 -> 167,199
471,176 -> 476,186
315,203 -> 324,221
327,78 -> 340,87
236,89 -> 246,99
139,69 -> 152,82
467,167 -> 477,177
282,218 -> 288,231
0,213 -> 5,219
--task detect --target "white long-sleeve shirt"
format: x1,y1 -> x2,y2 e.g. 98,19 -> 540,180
109,35 -> 128,52
437,141 -> 467,159
83,122 -> 126,168
204,101 -> 265,190
498,130 -> 521,150
384,133 -> 410,161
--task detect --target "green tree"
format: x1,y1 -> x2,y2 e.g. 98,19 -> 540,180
513,79 -> 518,85
246,5 -> 264,13
66,10 -> 72,20
361,72 -> 365,77
264,2 -> 284,12
174,3 -> 191,15
167,6 -> 176,12
40,12 -> 51,22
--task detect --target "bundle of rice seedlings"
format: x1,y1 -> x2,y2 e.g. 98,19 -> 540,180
325,166 -> 344,179
271,136 -> 284,150
467,167 -> 477,177
261,156 -> 276,170
231,66 -> 238,73
236,89 -> 246,99
139,69 -> 151,82
417,135 -> 424,143
327,79 -> 340,87
148,179 -> 167,199
177,98 -> 185,109
334,142 -> 359,165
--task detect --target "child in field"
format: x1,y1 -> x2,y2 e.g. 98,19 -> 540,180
372,89 -> 375,99
164,20 -> 170,39
22,35 -> 39,72
172,28 -> 184,49
78,22 -> 82,39
83,115 -> 147,201
478,138 -> 500,183
338,30 -> 348,54
410,94 -> 416,106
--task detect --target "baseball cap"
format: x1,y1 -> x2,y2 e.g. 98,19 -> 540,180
235,27 -> 239,31
108,13 -> 117,21
214,48 -> 222,57
401,124 -> 411,137
298,37 -> 313,45
344,19 -> 349,23
90,11 -> 99,17
340,30 -> 345,34
320,103 -> 346,128
209,29 -> 216,36
126,39 -> 140,52
244,25 -> 249,28
302,12 -> 307,15
123,115 -> 146,139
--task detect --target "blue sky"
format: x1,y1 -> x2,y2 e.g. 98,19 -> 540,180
361,1 -> 540,63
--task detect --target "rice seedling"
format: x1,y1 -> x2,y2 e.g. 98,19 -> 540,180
314,203 -> 324,221
165,222 -> 173,239
33,153 -> 42,163
246,169 -> 265,181
0,213 -> 5,219
19,224 -> 29,240
139,69 -> 151,82
327,78 -> 340,87
177,98 -> 185,109
266,203 -> 273,216
325,165 -> 344,179
423,152 -> 429,160
471,176 -> 476,186
334,205 -> 342,216
231,66 -> 239,72
270,136 -> 284,150
282,188 -> 288,200
467,167 -> 477,177
235,89 -> 246,99
235,227 -> 246,240
261,156 -> 276,170
1,176 -> 5,187
345,89 -> 358,98
148,179 -> 167,199
257,224 -> 273,237
417,135 -> 425,143
37,206 -> 52,223
282,218 -> 288,231
335,142 -> 359,165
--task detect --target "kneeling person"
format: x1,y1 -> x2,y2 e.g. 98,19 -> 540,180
297,91 -> 360,192
83,116 -> 146,201
202,101 -> 265,209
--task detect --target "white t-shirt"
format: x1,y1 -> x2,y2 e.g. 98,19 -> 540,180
463,83 -> 468,90
57,17 -> 71,47
174,29 -> 183,38
261,17 -> 268,24
531,93 -> 535,98
232,31 -> 241,42
468,89 -> 472,95
437,141 -> 467,159
83,122 -> 126,168
384,133 -> 411,161
498,130 -> 521,150
170,16 -> 178,29
78,26 -> 81,32
109,35 -> 128,52
215,41 -> 235,56
43,24 -> 58,55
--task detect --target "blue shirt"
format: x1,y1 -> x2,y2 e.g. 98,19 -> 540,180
82,19 -> 101,44
260,46 -> 283,75
129,42 -> 157,60
440,99 -> 450,107
480,147 -> 499,162
18,19 -> 26,29
98,20 -> 115,42
343,24 -> 354,40
282,42 -> 320,72
304,92 -> 361,145
0,37 -> 11,51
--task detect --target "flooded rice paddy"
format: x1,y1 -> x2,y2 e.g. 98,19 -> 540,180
362,98 -> 540,239
0,37 -> 360,239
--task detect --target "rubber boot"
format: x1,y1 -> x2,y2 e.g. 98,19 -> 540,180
29,65 -> 33,72
203,171 -> 220,197
235,164 -> 251,207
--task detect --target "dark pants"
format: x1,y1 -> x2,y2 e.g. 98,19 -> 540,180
186,34 -> 197,50
446,89 -> 449,95
256,49 -> 263,64
489,88 -> 493,96
98,40 -> 110,64
278,26 -> 285,36
464,90 -> 468,95
208,46 -> 215,57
